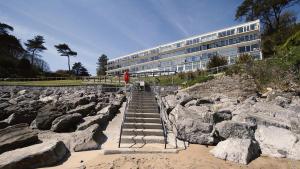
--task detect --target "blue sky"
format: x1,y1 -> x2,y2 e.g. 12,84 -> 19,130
0,0 -> 299,75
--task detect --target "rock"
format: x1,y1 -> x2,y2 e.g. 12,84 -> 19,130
169,105 -> 215,145
213,110 -> 232,124
69,96 -> 90,108
77,114 -> 107,131
273,96 -> 291,108
184,100 -> 197,107
17,89 -> 27,95
0,140 -> 69,169
163,95 -> 177,112
215,121 -> 256,140
0,102 -> 10,111
210,138 -> 260,164
39,95 -> 58,103
255,125 -> 300,159
232,101 -> 297,130
72,124 -> 106,152
67,102 -> 96,117
187,106 -> 214,123
78,103 -> 122,131
196,98 -> 214,105
51,113 -> 82,132
0,124 -> 39,154
183,74 -> 257,100
0,121 -> 8,129
95,102 -> 104,111
176,92 -> 194,106
5,111 -> 37,125
36,104 -> 65,130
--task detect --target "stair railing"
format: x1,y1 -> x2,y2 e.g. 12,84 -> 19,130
154,85 -> 168,149
118,85 -> 133,148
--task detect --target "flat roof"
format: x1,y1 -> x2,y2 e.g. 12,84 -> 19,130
109,19 -> 260,62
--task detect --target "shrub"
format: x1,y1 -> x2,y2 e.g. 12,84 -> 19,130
207,55 -> 228,69
236,54 -> 253,64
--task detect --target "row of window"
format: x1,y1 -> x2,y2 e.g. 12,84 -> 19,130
186,33 -> 259,54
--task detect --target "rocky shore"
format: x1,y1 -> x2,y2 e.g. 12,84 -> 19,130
0,74 -> 299,168
161,74 -> 300,164
0,86 -> 125,169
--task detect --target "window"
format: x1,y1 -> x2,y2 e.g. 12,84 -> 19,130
231,29 -> 235,35
245,35 -> 249,41
250,24 -> 256,30
246,46 -> 251,52
176,43 -> 181,48
238,27 -> 243,33
238,46 -> 245,53
229,39 -> 233,45
251,44 -> 259,51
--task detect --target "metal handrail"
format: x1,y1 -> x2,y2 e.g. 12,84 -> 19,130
153,85 -> 169,149
118,85 -> 133,148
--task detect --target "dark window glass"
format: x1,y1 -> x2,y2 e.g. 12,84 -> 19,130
238,27 -> 243,33
238,46 -> 245,53
245,35 -> 249,41
250,24 -> 255,30
240,36 -> 245,42
231,29 -> 235,35
229,39 -> 233,45
221,41 -> 225,46
227,30 -> 231,35
246,46 -> 251,52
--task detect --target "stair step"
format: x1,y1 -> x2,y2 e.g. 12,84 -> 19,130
122,129 -> 164,136
128,109 -> 159,113
123,123 -> 162,129
129,105 -> 158,109
120,135 -> 165,144
125,117 -> 161,123
126,113 -> 160,118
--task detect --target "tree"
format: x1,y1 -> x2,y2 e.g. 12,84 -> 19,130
24,35 -> 47,64
96,54 -> 108,76
207,55 -> 228,69
72,62 -> 90,76
0,22 -> 14,35
54,43 -> 77,72
235,0 -> 299,34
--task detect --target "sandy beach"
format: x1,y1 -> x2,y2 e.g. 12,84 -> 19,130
42,144 -> 300,169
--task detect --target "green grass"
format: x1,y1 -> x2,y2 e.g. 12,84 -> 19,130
0,80 -> 124,87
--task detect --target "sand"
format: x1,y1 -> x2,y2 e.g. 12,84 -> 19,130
41,144 -> 300,169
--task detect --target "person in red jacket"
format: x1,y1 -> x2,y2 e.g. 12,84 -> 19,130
124,69 -> 130,84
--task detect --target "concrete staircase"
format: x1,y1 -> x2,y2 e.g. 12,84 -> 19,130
119,90 -> 165,146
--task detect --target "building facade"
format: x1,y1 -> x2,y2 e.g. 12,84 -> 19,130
107,20 -> 262,75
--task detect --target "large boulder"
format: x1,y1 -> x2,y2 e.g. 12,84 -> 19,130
78,103 -> 122,131
232,101 -> 297,130
51,113 -> 83,132
169,104 -> 215,145
0,124 -> 39,154
210,138 -> 260,164
255,125 -> 300,160
176,91 -> 194,106
0,141 -> 69,169
36,104 -> 65,130
162,95 -> 177,112
77,114 -> 107,131
66,102 -> 96,117
212,110 -> 232,124
215,121 -> 256,140
72,124 -> 106,152
4,111 -> 37,125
